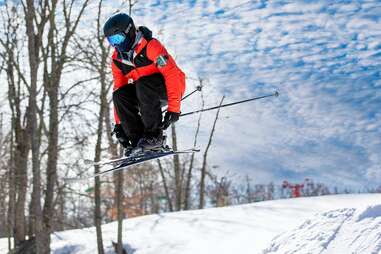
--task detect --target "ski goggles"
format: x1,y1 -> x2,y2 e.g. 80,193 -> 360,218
107,33 -> 126,46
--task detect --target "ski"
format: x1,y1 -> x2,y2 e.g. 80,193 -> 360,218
65,148 -> 199,182
84,154 -> 136,167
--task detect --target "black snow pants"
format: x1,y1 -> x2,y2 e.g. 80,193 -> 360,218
113,74 -> 167,145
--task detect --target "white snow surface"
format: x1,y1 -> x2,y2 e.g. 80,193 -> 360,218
2,194 -> 379,254
264,204 -> 381,254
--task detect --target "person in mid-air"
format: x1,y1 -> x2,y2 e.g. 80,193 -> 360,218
103,13 -> 186,155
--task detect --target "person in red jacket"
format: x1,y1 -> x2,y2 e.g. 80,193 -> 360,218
103,13 -> 185,154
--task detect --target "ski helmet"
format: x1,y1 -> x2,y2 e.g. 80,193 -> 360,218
103,13 -> 136,52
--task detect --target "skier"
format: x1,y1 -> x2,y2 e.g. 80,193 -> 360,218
103,13 -> 186,155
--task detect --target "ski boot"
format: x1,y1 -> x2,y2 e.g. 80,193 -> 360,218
124,145 -> 135,157
136,131 -> 167,152
137,132 -> 164,150
123,134 -> 141,157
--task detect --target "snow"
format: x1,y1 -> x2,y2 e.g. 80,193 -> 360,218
0,239 -> 9,254
264,204 -> 381,254
2,194 -> 379,254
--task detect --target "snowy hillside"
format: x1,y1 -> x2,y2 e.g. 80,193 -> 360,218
264,204 -> 381,254
2,194 -> 377,254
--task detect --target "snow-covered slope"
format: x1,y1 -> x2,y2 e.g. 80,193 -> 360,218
42,194 -> 381,254
0,239 -> 8,254
1,194 -> 380,253
264,204 -> 381,254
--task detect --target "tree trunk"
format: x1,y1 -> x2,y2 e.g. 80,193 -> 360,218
184,85 -> 204,210
171,124 -> 182,211
157,159 -> 173,212
106,98 -> 125,254
116,171 -> 124,254
199,97 -> 224,209
24,0 -> 50,252
94,166 -> 105,254
7,124 -> 15,251
42,82 -> 59,253
2,14 -> 30,244
41,1 -> 88,252
94,78 -> 106,254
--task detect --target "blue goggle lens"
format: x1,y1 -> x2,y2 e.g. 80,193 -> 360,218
107,33 -> 126,46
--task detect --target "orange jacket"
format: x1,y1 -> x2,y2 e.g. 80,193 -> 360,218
112,33 -> 185,124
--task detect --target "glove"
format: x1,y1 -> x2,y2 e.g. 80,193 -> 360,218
161,111 -> 180,130
112,124 -> 130,148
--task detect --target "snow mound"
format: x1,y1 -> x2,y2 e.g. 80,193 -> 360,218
263,205 -> 381,254
47,194 -> 380,254
2,194 -> 380,254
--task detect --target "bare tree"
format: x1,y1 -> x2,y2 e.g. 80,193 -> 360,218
0,114 -> 11,238
91,1 -> 111,253
199,96 -> 224,209
22,0 -> 52,251
93,40 -> 107,253
157,159 -> 173,211
94,118 -> 105,254
40,2 -> 91,253
184,79 -> 204,210
208,175 -> 232,207
128,0 -> 139,16
0,2 -> 30,247
3,0 -> 92,252
170,124 -> 183,211
122,163 -> 160,217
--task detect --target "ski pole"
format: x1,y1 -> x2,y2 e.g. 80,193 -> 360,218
180,91 -> 279,117
182,85 -> 203,101
162,85 -> 203,113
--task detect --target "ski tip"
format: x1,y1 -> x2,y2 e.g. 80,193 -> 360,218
179,148 -> 200,153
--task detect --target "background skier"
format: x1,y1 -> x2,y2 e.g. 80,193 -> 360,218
103,13 -> 186,154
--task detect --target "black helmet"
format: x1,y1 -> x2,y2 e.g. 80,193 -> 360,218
103,13 -> 136,52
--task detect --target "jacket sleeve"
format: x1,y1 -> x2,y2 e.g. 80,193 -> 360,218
112,51 -> 124,124
146,39 -> 186,113
112,59 -> 126,91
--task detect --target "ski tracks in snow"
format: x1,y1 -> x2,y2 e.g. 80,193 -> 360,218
263,205 -> 381,254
